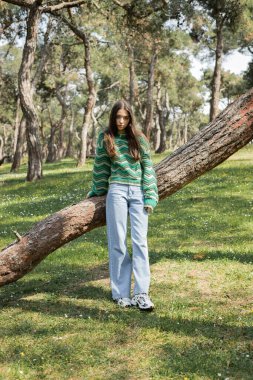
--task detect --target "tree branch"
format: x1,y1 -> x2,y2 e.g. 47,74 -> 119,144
42,0 -> 85,12
2,0 -> 34,8
97,81 -> 120,93
111,0 -> 168,19
2,0 -> 85,11
110,0 -> 130,9
50,10 -> 86,41
247,46 -> 253,55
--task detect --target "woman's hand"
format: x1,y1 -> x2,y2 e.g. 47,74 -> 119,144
144,206 -> 153,214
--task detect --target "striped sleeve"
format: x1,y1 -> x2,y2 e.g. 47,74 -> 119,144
139,135 -> 159,210
86,132 -> 111,197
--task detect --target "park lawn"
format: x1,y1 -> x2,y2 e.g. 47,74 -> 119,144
0,146 -> 253,380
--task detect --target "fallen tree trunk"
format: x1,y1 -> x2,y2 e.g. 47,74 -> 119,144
1,89 -> 253,286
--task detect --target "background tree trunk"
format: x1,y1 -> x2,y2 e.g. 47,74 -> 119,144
168,109 -> 176,150
46,105 -> 57,163
153,115 -> 161,151
143,47 -> 157,140
46,90 -> 68,162
58,13 -> 97,167
183,114 -> 188,144
18,0 -> 43,181
10,116 -> 26,172
13,97 -> 21,154
90,121 -> 97,155
155,80 -> 168,153
78,33 -> 96,166
46,124 -> 57,163
0,136 -> 4,160
127,41 -> 138,108
209,17 -> 224,122
56,89 -> 68,160
66,107 -> 75,157
1,89 -> 253,286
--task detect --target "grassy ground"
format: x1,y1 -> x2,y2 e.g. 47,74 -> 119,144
0,146 -> 252,380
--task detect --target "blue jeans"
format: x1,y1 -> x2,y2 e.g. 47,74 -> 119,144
106,183 -> 150,300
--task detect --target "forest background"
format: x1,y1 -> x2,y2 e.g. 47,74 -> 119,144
1,0 -> 253,180
1,2 -> 253,379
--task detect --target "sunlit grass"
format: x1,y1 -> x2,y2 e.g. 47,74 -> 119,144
0,146 -> 253,380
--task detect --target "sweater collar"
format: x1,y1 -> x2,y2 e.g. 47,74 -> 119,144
115,130 -> 127,138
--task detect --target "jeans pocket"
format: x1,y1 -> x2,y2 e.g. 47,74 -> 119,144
132,189 -> 144,197
108,188 -> 126,197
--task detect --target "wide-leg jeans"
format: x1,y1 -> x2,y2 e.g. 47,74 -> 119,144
106,183 -> 150,300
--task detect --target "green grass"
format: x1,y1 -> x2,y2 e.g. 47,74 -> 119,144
0,147 -> 253,380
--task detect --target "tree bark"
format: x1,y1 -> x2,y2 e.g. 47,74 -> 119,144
154,115 -> 161,151
155,80 -> 168,153
2,0 -> 86,11
90,119 -> 97,155
78,32 -> 96,166
56,89 -> 68,160
66,107 -> 75,157
32,16 -> 53,85
168,109 -> 176,150
183,114 -> 188,145
127,41 -> 138,108
18,0 -> 43,181
46,125 -> 57,163
46,104 -> 57,163
143,47 -> 157,140
0,155 -> 12,166
46,90 -> 68,162
1,89 -> 253,286
0,136 -> 3,160
13,97 -> 21,154
10,116 -> 26,172
174,119 -> 182,149
209,17 -> 224,122
57,13 -> 97,167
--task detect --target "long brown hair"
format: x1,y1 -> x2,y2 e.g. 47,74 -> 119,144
104,99 -> 146,161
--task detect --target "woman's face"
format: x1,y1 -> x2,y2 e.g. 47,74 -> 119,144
115,108 -> 130,133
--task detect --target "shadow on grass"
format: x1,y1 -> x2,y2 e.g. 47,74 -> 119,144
0,250 -> 252,379
0,261 -> 110,304
1,258 -> 252,339
0,262 -> 109,309
149,249 -> 253,264
0,244 -> 252,309
0,280 -> 252,379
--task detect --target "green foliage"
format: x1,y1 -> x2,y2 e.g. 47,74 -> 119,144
1,0 -> 252,162
202,68 -> 246,104
243,59 -> 253,89
236,0 -> 253,51
196,0 -> 245,29
0,45 -> 21,124
221,70 -> 247,102
0,3 -> 27,41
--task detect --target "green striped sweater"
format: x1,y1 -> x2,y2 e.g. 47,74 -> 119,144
87,130 -> 159,210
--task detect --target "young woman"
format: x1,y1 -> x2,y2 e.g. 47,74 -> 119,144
87,100 -> 158,311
